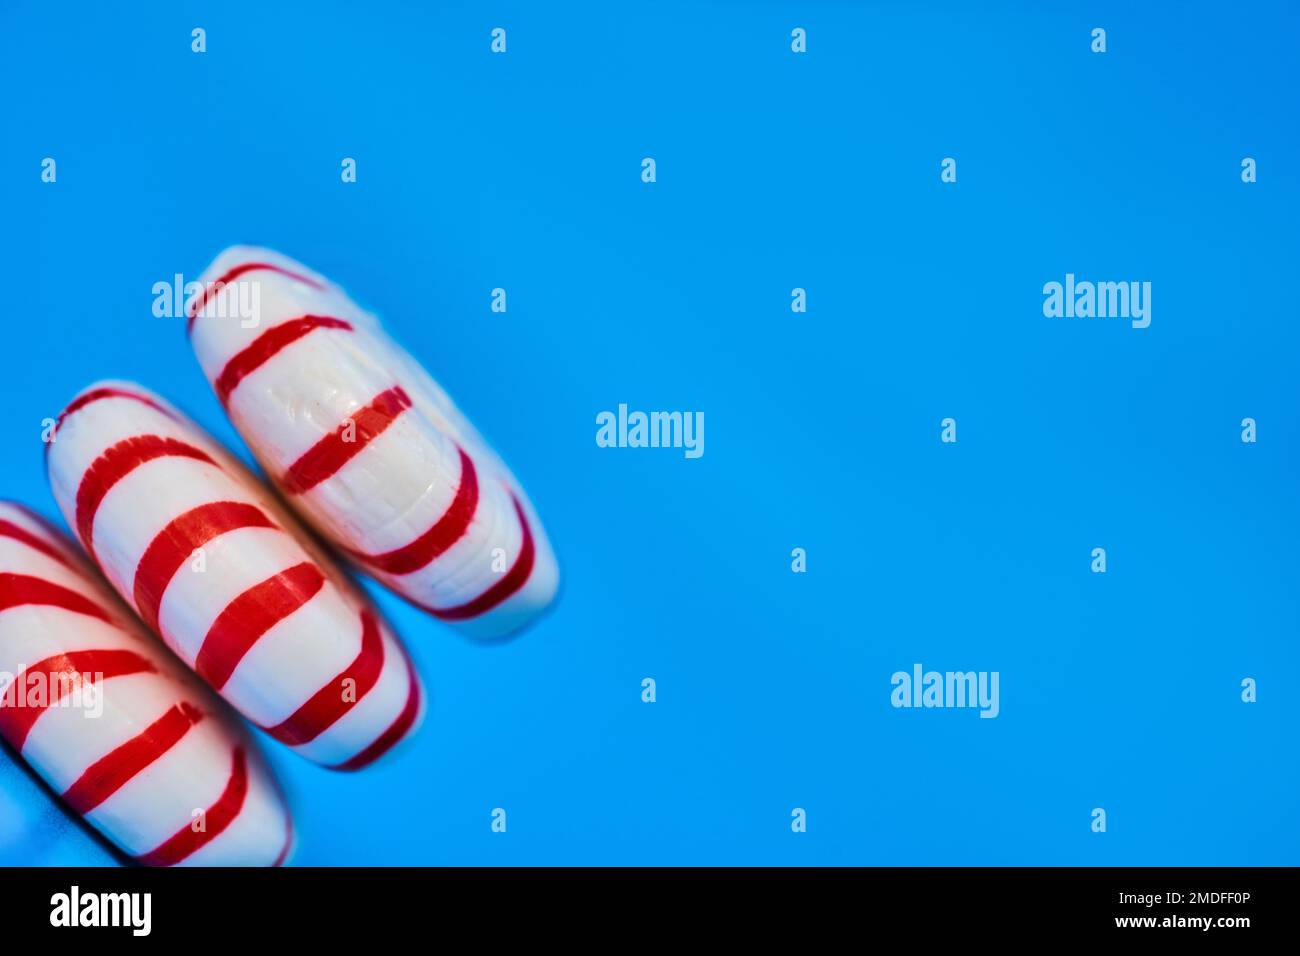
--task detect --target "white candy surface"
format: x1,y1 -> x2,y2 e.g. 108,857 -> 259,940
45,383 -> 423,769
0,501 -> 291,865
186,247 -> 559,639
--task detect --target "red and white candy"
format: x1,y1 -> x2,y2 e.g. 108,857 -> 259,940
45,383 -> 423,770
0,501 -> 291,865
186,247 -> 559,639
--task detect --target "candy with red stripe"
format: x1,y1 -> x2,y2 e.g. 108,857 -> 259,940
186,247 -> 559,639
45,382 -> 423,769
0,501 -> 291,865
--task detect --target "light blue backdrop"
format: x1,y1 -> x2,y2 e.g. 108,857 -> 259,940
1,1 -> 1297,865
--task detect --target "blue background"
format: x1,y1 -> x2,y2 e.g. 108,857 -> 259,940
1,0 -> 1297,865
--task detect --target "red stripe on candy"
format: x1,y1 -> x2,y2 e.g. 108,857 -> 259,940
56,388 -> 176,435
194,562 -> 325,691
281,386 -> 412,495
135,747 -> 249,866
0,519 -> 73,569
0,649 -> 156,750
75,435 -> 216,555
62,702 -> 204,815
213,315 -> 353,405
330,648 -> 421,772
346,447 -> 479,575
187,262 -> 325,332
132,501 -> 277,634
421,494 -> 535,621
0,573 -> 112,623
264,609 -> 385,747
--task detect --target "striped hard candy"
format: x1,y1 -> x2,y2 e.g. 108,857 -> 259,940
0,501 -> 291,865
45,383 -> 423,770
186,247 -> 559,639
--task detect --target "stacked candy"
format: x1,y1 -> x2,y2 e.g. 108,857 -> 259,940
0,250 -> 558,864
